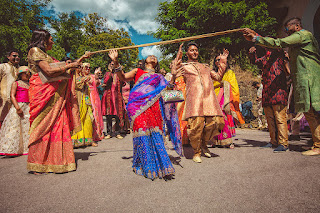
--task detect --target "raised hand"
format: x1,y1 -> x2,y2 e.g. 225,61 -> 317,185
171,58 -> 182,76
78,51 -> 93,62
219,49 -> 229,64
241,28 -> 257,41
109,49 -> 118,62
176,43 -> 184,60
249,46 -> 256,53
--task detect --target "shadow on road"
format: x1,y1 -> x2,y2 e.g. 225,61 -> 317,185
241,137 -> 313,152
169,155 -> 183,168
241,139 -> 269,148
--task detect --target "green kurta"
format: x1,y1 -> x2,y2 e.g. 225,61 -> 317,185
256,29 -> 320,113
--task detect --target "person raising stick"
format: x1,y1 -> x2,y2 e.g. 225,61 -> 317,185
242,17 -> 320,156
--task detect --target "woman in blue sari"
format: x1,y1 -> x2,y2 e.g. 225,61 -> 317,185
108,50 -> 182,180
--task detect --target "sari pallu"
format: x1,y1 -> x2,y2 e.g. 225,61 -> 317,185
127,70 -> 182,180
72,76 -> 94,147
213,81 -> 236,146
89,75 -> 104,141
175,76 -> 188,145
27,74 -> 81,173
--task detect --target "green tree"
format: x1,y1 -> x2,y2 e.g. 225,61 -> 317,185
154,0 -> 277,67
47,44 -> 66,61
83,13 -> 107,37
76,29 -> 139,72
0,0 -> 51,63
75,14 -> 138,72
49,11 -> 84,59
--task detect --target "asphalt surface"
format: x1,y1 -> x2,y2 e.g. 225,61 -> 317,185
0,129 -> 319,213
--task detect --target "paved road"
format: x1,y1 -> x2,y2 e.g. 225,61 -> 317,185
0,129 -> 319,213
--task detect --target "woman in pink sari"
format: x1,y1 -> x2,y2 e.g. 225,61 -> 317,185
27,29 -> 90,174
84,63 -> 104,141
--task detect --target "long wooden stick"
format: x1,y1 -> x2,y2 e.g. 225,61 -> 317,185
90,28 -> 244,54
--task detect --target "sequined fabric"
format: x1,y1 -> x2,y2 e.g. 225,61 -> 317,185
213,81 -> 236,144
128,69 -> 182,179
27,49 -> 80,173
180,62 -> 223,120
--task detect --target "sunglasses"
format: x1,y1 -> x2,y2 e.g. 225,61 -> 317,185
215,58 -> 221,62
12,55 -> 19,58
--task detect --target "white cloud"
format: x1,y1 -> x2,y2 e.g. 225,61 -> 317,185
106,19 -> 130,32
140,46 -> 162,59
49,0 -> 163,34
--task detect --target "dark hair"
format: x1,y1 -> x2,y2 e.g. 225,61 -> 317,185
28,29 -> 51,52
252,81 -> 260,87
186,42 -> 199,51
284,17 -> 302,27
141,56 -> 160,73
17,72 -> 23,81
137,60 -> 144,68
6,50 -> 19,57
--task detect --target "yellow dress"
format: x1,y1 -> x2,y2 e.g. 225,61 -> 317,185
214,69 -> 245,125
71,76 -> 93,147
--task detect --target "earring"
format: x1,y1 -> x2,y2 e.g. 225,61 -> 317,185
44,42 -> 47,49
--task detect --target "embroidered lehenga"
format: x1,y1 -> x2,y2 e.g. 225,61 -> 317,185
127,68 -> 182,179
0,81 -> 30,156
71,75 -> 96,147
27,47 -> 81,173
213,69 -> 241,147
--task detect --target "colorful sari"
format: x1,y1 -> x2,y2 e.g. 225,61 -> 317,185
127,69 -> 182,180
213,80 -> 236,146
214,69 -> 245,125
89,74 -> 104,141
71,76 -> 94,147
175,76 -> 188,145
27,47 -> 81,173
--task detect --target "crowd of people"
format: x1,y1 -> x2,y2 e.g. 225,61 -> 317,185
0,16 -> 319,180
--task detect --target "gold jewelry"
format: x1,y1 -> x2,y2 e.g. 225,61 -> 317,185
145,68 -> 155,73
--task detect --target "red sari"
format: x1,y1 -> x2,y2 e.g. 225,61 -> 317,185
27,47 -> 81,173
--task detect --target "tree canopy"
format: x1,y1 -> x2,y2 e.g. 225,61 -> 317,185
154,0 -> 277,66
0,0 -> 50,63
49,12 -> 138,72
0,1 -> 138,71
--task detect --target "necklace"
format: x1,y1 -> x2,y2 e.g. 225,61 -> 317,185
145,68 -> 155,73
18,80 -> 29,89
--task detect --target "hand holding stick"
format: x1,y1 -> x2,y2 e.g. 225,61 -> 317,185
241,28 -> 258,41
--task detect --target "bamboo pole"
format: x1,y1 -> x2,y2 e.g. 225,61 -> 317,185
90,28 -> 244,54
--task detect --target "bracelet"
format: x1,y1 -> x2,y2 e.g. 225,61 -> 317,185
252,35 -> 260,43
113,65 -> 122,73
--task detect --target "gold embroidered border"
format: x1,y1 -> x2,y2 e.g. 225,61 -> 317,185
27,162 -> 76,173
133,167 -> 175,179
132,126 -> 163,138
29,80 -> 67,133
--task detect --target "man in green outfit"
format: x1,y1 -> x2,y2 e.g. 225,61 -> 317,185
242,17 -> 320,156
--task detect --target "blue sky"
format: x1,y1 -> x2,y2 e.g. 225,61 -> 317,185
46,0 -> 165,59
